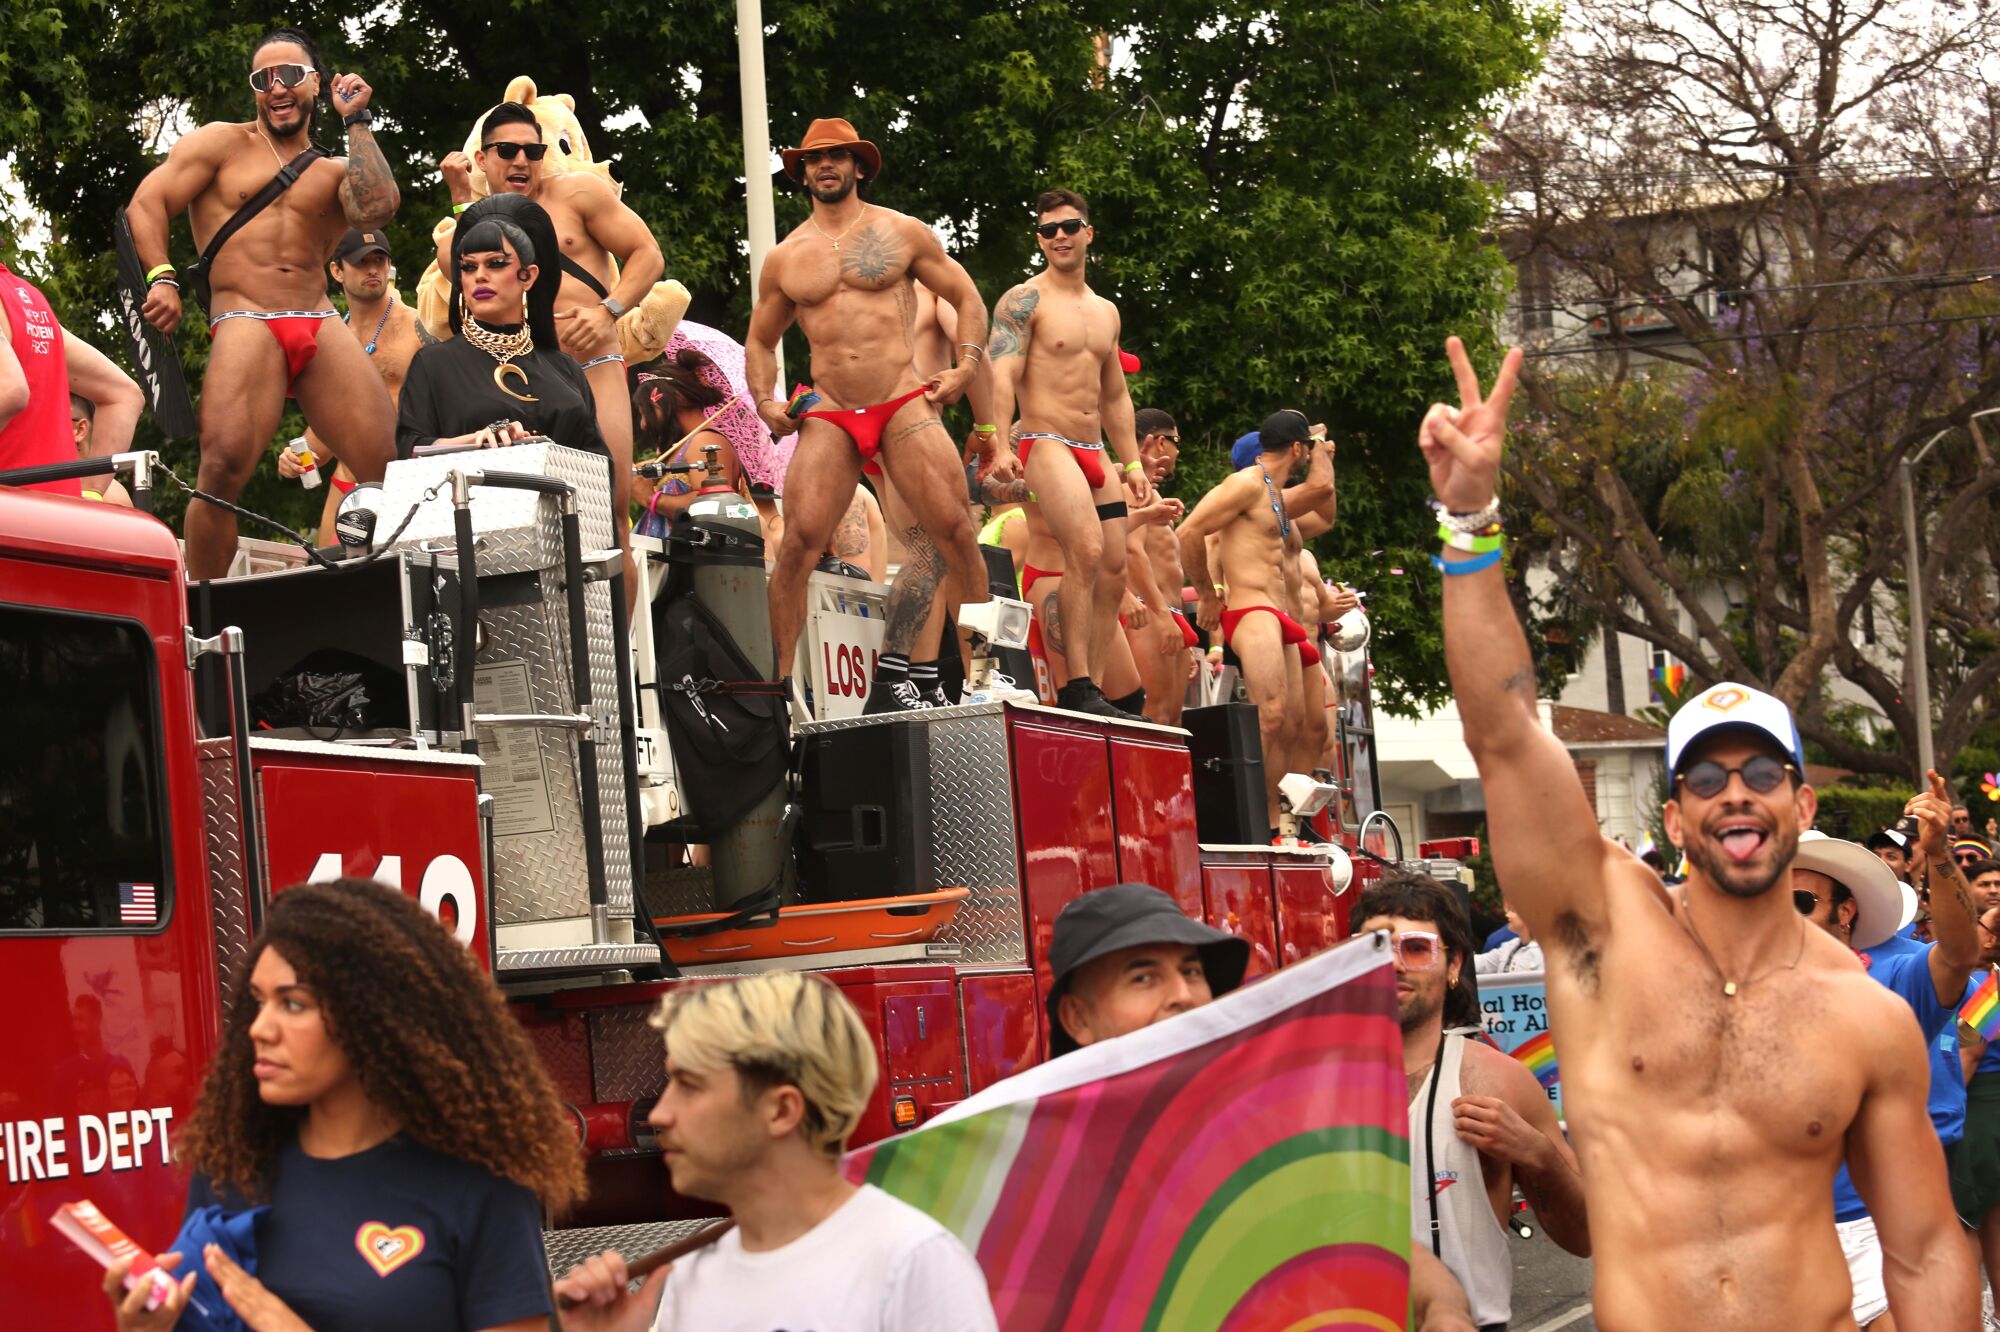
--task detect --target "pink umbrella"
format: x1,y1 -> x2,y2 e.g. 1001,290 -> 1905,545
659,320 -> 797,493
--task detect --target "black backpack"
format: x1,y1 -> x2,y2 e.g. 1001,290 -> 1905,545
654,595 -> 788,833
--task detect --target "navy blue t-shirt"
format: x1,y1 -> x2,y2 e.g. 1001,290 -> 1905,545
1832,944 -> 1968,1221
187,1135 -> 552,1332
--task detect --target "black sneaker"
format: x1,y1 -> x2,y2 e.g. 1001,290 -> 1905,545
925,684 -> 954,709
864,679 -> 934,715
1056,679 -> 1134,720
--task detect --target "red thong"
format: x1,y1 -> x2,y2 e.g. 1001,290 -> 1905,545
1021,563 -> 1061,604
1167,607 -> 1201,649
210,310 -> 331,394
1017,432 -> 1108,490
1219,604 -> 1310,652
804,386 -> 931,474
331,473 -> 357,496
1298,639 -> 1322,668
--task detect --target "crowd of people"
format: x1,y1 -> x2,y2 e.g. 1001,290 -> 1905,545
16,24 -> 2000,1332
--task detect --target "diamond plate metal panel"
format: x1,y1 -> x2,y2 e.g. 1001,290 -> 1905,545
543,1220 -> 721,1281
379,441 -> 614,575
589,1004 -> 669,1103
199,738 -> 254,1000
643,863 -> 714,922
798,704 -> 1026,966
521,1015 -> 594,1106
495,943 -> 659,972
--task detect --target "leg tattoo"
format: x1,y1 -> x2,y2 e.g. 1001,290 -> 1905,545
883,527 -> 946,656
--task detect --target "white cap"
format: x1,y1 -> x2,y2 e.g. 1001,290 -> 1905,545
1665,682 -> 1806,777
1793,831 -> 1904,950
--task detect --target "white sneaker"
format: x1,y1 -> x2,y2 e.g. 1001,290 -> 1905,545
963,672 -> 1039,706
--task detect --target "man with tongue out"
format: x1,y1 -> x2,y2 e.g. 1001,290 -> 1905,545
1424,334 -> 1975,1330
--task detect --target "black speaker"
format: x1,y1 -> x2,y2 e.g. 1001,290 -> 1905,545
1183,703 -> 1267,844
797,719 -> 935,902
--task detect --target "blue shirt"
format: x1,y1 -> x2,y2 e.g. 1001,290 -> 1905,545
1865,931 -> 1926,963
188,1135 -> 552,1332
1485,925 -> 1518,950
1833,944 -> 1969,1220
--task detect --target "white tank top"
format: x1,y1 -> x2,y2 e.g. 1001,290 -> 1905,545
1409,1033 -> 1513,1326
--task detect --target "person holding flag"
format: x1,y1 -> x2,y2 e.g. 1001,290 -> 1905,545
1955,902 -> 2000,1310
1792,775 -> 1983,1330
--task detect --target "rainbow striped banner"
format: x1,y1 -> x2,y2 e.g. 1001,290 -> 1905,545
1513,1029 -> 1559,1088
844,935 -> 1408,1331
1962,971 -> 2000,1043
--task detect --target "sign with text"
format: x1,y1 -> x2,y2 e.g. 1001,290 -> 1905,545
807,607 -> 887,720
1477,969 -> 1563,1120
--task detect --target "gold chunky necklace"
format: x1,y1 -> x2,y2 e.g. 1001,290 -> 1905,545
463,318 -> 538,403
1679,883 -> 1804,997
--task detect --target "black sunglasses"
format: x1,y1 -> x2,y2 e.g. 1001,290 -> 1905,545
1036,219 -> 1086,239
1676,754 -> 1795,799
481,141 -> 549,162
249,63 -> 311,93
1793,889 -> 1818,914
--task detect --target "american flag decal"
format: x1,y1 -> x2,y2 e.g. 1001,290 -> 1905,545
118,882 -> 157,925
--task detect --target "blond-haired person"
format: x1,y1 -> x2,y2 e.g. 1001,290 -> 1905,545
555,973 -> 997,1331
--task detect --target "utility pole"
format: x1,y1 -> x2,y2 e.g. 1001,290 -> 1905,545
736,0 -> 781,381
1901,428 -> 1951,780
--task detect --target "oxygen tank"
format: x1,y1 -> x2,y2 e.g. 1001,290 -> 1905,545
671,446 -> 792,910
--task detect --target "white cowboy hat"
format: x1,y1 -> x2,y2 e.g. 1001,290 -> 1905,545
1794,830 -> 1904,949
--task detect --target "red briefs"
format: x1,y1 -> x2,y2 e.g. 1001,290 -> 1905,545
1017,431 -> 1108,490
1167,607 -> 1200,650
210,309 -> 334,395
1219,604 -> 1318,667
803,385 -> 931,477
1021,562 -> 1060,604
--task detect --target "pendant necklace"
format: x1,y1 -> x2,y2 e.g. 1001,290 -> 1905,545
1257,462 -> 1290,537
463,318 -> 538,403
253,125 -> 286,171
1679,883 -> 1804,997
810,205 -> 868,252
344,304 -> 391,356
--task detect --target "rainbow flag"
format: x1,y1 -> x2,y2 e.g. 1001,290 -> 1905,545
1513,1029 -> 1560,1088
1651,662 -> 1687,701
1962,972 -> 2000,1043
845,936 -> 1408,1331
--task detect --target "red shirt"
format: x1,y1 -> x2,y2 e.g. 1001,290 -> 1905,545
0,262 -> 81,497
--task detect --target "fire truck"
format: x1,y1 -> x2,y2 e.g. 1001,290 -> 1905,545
0,445 -> 1460,1326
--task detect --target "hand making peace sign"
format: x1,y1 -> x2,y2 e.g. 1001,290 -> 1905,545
1416,336 -> 1524,515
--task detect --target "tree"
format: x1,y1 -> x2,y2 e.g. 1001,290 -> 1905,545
1490,0 -> 2000,780
0,0 -> 1547,710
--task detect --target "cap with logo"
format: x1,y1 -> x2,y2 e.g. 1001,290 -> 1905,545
332,228 -> 392,265
1664,681 -> 1806,777
1865,815 -> 1918,854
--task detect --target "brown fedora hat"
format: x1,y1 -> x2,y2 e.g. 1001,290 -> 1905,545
781,117 -> 883,183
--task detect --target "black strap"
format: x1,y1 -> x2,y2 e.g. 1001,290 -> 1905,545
1423,1024 -> 1447,1258
559,255 -> 610,301
186,146 -> 329,313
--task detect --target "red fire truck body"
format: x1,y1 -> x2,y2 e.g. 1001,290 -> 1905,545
0,485 -> 1447,1325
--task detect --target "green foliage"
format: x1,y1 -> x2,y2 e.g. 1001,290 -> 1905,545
1,0 -> 1549,701
1811,784 -> 1915,843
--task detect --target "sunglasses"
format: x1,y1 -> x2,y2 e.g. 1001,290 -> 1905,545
1388,930 -> 1443,972
1793,889 -> 1819,914
1676,755 -> 1795,799
798,148 -> 852,165
249,63 -> 312,93
481,141 -> 549,162
1036,219 -> 1086,239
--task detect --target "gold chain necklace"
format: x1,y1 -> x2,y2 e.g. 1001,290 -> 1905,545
253,124 -> 286,171
1679,883 -> 1804,997
463,319 -> 538,403
809,205 -> 868,252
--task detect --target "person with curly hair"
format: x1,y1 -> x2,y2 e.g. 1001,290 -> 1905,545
102,877 -> 584,1332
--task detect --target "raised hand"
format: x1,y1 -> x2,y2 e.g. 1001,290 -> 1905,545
329,72 -> 372,115
1907,769 -> 1955,863
1417,336 -> 1523,515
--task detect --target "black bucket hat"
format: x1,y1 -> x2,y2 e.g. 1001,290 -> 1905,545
1045,883 -> 1250,1057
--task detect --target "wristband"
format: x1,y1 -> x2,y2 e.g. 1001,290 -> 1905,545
1432,546 -> 1504,575
602,296 -> 628,318
149,277 -> 179,291
971,424 -> 998,434
145,263 -> 176,284
958,343 -> 986,362
1123,460 -> 1143,475
1437,523 -> 1504,553
1435,497 -> 1502,534
453,202 -> 471,215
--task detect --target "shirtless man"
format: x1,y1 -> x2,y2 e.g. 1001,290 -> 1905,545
1178,412 -> 1335,829
1425,335 -> 1974,1330
441,100 -> 665,600
1293,550 -> 1360,775
127,26 -> 399,579
1122,409 -> 1199,726
279,227 -> 433,542
987,188 -> 1152,720
747,118 -> 994,704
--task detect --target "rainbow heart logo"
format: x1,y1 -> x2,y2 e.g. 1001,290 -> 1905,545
354,1221 -> 425,1277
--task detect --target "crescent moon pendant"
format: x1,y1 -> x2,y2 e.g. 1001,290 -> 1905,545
495,362 -> 538,403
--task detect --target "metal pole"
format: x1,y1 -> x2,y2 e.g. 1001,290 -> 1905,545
1901,458 -> 1935,779
737,0 -> 783,383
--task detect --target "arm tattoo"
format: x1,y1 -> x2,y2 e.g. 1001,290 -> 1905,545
883,528 -> 945,655
337,126 -> 400,226
841,225 -> 904,283
987,286 -> 1039,359
1041,591 -> 1066,653
1500,663 -> 1537,701
830,495 -> 871,561
980,476 -> 1029,505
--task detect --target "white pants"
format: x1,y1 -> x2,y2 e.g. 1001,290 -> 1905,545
1837,1215 -> 1890,1327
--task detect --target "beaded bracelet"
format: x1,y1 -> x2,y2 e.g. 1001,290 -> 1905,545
1432,546 -> 1504,575
1435,497 -> 1502,535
